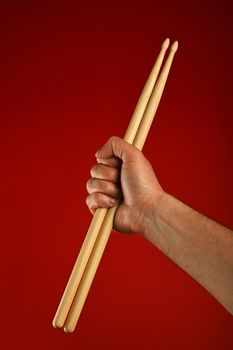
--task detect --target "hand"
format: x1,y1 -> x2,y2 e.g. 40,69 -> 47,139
86,136 -> 163,234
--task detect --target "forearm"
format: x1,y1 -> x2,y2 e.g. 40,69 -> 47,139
143,191 -> 233,314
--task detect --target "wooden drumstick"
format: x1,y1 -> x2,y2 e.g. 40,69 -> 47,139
52,38 -> 170,329
63,41 -> 178,333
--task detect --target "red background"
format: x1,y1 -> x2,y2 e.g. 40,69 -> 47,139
1,0 -> 233,349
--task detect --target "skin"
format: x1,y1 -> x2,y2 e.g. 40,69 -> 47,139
86,136 -> 233,315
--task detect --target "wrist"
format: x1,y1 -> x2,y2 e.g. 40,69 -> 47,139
141,189 -> 166,238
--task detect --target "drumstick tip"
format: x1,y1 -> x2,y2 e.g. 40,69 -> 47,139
170,41 -> 178,52
162,38 -> 170,50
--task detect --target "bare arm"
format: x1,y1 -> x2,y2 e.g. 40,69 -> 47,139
86,136 -> 233,315
144,192 -> 233,314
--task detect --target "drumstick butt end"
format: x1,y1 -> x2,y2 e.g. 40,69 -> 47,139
52,316 -> 64,329
64,325 -> 75,334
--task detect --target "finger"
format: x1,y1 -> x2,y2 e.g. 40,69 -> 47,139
86,193 -> 119,212
90,163 -> 120,182
96,156 -> 122,169
95,136 -> 141,162
86,178 -> 122,198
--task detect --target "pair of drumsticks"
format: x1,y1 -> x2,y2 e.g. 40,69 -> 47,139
53,38 -> 178,333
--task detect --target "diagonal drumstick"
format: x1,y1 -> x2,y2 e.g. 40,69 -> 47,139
63,41 -> 178,333
52,38 -> 170,330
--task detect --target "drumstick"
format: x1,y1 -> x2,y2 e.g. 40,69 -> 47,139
63,41 -> 178,333
52,38 -> 170,329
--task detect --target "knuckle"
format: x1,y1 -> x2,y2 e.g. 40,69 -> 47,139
86,178 -> 93,192
86,195 -> 91,208
109,135 -> 118,142
91,192 -> 99,206
90,164 -> 98,177
86,193 -> 99,210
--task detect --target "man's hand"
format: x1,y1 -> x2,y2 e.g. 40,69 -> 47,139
86,136 -> 163,234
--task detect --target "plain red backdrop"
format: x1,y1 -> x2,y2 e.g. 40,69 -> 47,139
1,0 -> 233,349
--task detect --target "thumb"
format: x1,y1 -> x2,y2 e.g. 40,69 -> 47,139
95,136 -> 140,162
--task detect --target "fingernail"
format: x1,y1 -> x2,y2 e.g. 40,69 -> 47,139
96,157 -> 107,165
